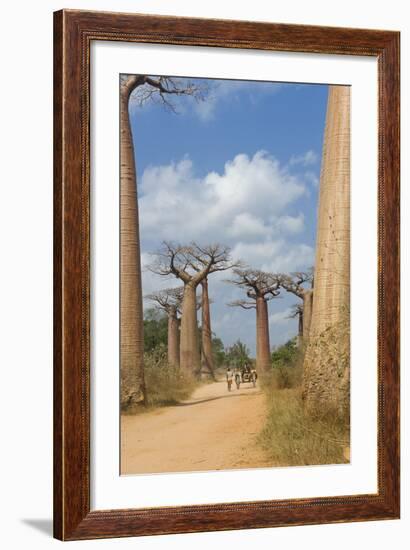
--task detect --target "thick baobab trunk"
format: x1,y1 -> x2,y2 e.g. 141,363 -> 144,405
303,85 -> 350,415
302,290 -> 313,340
256,296 -> 271,372
120,79 -> 145,411
167,307 -> 180,368
180,283 -> 201,375
200,279 -> 215,379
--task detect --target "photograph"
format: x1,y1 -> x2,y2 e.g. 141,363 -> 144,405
50,6 -> 400,542
119,74 -> 351,475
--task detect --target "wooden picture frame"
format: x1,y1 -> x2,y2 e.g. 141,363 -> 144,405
53,9 -> 400,541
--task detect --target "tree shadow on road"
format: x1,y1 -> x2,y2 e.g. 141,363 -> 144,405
176,388 -> 260,407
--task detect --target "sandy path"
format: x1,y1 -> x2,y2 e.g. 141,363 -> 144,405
121,378 -> 272,474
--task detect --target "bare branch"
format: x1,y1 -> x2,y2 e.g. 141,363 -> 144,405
145,287 -> 185,316
280,269 -> 313,299
147,241 -> 192,283
287,303 -> 303,319
123,74 -> 209,113
226,268 -> 282,300
228,299 -> 257,310
148,241 -> 242,287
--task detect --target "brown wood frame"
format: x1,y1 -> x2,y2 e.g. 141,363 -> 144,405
54,9 -> 400,541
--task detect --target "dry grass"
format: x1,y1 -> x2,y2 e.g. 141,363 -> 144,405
272,364 -> 302,389
143,345 -> 198,408
258,383 -> 350,466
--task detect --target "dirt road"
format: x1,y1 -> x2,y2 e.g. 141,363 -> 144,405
121,378 -> 272,475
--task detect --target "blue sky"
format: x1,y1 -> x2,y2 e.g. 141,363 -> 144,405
129,77 -> 328,354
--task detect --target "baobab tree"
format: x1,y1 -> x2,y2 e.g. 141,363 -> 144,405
145,287 -> 184,368
200,278 -> 215,379
288,303 -> 304,346
280,271 -> 314,341
120,75 -> 206,410
149,242 -> 240,375
228,269 -> 281,372
303,85 -> 350,415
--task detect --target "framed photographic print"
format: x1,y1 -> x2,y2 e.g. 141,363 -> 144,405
54,9 -> 400,540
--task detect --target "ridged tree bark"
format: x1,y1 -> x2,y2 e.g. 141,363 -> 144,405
298,308 -> 304,343
177,318 -> 181,361
303,85 -> 350,415
168,307 -> 180,368
302,289 -> 313,340
180,282 -> 200,375
120,76 -> 146,411
256,296 -> 271,372
200,278 -> 215,378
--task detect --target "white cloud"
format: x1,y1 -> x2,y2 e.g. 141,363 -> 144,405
230,240 -> 314,273
269,308 -> 293,325
275,213 -> 305,234
304,170 -> 320,187
139,150 -> 306,246
192,82 -> 239,121
228,212 -> 268,240
192,80 -> 283,122
289,149 -> 318,166
204,151 -> 304,216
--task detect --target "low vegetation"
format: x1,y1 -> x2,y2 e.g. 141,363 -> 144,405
224,340 -> 252,369
257,338 -> 350,466
270,338 -> 303,389
143,345 -> 198,408
143,308 -> 168,352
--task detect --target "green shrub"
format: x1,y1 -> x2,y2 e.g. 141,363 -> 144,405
270,338 -> 303,389
143,309 -> 168,352
271,338 -> 299,367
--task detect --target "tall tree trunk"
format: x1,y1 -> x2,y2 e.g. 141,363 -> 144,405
200,279 -> 215,379
120,79 -> 145,411
177,318 -> 181,360
168,307 -> 180,368
302,289 -> 313,340
180,283 -> 200,375
298,309 -> 304,346
303,85 -> 350,415
256,296 -> 271,372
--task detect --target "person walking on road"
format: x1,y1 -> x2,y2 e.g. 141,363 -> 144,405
226,367 -> 234,392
